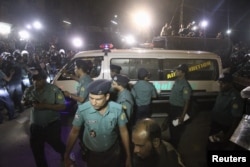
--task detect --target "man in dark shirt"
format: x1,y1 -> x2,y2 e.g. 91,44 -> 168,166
132,118 -> 185,167
208,73 -> 244,150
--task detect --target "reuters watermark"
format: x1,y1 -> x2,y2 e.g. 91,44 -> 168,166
208,151 -> 249,167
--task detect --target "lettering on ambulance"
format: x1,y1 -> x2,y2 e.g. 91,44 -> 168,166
166,60 -> 212,79
189,61 -> 211,72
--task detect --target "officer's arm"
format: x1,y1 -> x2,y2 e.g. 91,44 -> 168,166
64,126 -> 81,165
119,125 -> 132,167
68,93 -> 86,103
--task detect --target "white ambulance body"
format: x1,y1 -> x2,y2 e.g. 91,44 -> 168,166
53,49 -> 222,96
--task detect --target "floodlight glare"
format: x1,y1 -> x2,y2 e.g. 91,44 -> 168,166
124,35 -> 136,45
26,24 -> 32,29
226,29 -> 231,34
192,26 -> 198,31
200,20 -> 208,28
72,37 -> 83,48
19,30 -> 30,40
0,22 -> 11,35
33,21 -> 42,29
133,10 -> 151,28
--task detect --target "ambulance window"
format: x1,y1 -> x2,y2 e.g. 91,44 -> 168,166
58,57 -> 102,80
162,59 -> 219,81
111,58 -> 160,80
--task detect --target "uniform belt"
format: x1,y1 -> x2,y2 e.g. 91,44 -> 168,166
88,140 -> 119,155
33,120 -> 59,128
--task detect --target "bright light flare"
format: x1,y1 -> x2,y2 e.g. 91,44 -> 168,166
200,20 -> 208,28
226,29 -> 231,34
19,30 -> 30,40
133,10 -> 151,28
72,37 -> 83,48
33,21 -> 42,30
192,26 -> 198,31
0,22 -> 11,35
111,20 -> 118,25
26,24 -> 32,29
123,35 -> 136,45
63,20 -> 71,25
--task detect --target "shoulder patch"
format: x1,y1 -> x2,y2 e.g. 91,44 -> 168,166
122,105 -> 127,110
81,87 -> 85,91
183,89 -> 189,94
120,112 -> 126,120
57,94 -> 63,100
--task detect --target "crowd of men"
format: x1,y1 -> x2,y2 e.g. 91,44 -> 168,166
160,22 -> 229,39
0,45 -> 77,123
0,37 -> 248,166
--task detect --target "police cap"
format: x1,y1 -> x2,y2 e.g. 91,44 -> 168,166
32,71 -> 47,80
176,64 -> 189,73
110,64 -> 122,72
87,79 -> 111,95
112,74 -> 130,87
138,68 -> 149,79
218,73 -> 233,83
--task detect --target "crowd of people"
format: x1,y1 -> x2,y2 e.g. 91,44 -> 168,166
0,44 -> 77,124
160,21 -> 229,39
0,36 -> 249,167
7,55 -> 245,167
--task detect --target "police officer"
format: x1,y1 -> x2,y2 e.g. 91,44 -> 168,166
208,73 -> 244,150
111,74 -> 134,121
64,79 -> 132,167
21,72 -> 66,167
110,64 -> 122,78
109,64 -> 122,101
63,59 -> 93,155
63,59 -> 93,105
131,68 -> 157,122
132,118 -> 185,167
168,64 -> 192,148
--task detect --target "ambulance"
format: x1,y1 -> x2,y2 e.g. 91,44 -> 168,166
52,46 -> 223,116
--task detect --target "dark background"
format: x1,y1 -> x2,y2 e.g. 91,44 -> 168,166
1,0 -> 250,49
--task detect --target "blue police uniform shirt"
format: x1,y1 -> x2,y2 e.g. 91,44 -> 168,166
212,88 -> 244,127
23,83 -> 65,126
72,101 -> 127,152
131,80 -> 157,106
116,89 -> 134,120
169,78 -> 192,107
77,75 -> 93,105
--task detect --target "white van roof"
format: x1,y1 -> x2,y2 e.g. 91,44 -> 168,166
73,49 -> 221,60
